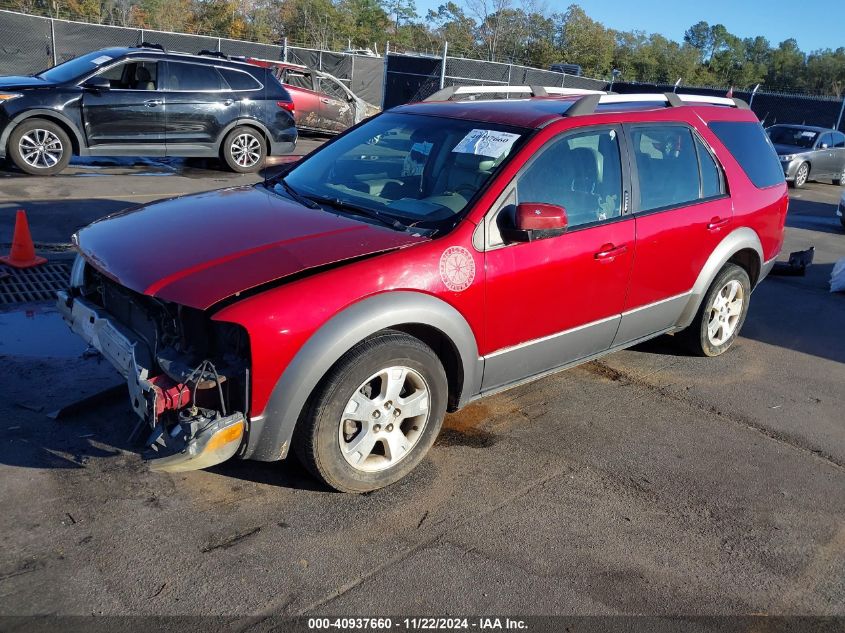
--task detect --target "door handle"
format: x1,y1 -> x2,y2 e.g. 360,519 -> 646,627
594,243 -> 628,261
319,97 -> 331,104
707,217 -> 730,231
222,99 -> 234,106
144,99 -> 162,107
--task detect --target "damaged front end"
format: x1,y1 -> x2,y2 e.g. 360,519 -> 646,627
57,255 -> 250,473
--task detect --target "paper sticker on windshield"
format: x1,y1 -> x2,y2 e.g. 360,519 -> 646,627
91,55 -> 113,66
452,129 -> 520,158
801,131 -> 816,138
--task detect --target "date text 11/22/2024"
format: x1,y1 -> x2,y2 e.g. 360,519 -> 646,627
307,618 -> 528,630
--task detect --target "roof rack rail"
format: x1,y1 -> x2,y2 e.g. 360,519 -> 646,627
567,91 -> 750,116
138,41 -> 165,51
198,49 -> 229,60
424,85 -> 605,101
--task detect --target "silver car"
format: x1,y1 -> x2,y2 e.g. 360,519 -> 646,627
766,124 -> 845,188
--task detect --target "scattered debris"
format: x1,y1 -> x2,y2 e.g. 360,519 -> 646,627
48,383 -> 126,420
771,247 -> 814,276
200,526 -> 261,553
64,513 -> 76,525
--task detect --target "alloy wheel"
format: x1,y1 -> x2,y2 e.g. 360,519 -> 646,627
230,133 -> 262,168
707,279 -> 744,346
18,129 -> 64,169
795,163 -> 809,187
338,365 -> 431,472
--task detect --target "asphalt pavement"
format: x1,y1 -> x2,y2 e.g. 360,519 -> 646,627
0,150 -> 843,627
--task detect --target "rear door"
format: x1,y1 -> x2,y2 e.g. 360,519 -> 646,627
280,68 -> 323,131
481,124 -> 636,391
616,123 -> 732,344
81,59 -> 165,152
832,132 -> 845,180
162,60 -> 237,153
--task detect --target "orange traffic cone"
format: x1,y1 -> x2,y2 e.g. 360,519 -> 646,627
1,210 -> 47,269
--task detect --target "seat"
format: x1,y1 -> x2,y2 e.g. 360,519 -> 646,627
432,152 -> 495,198
133,66 -> 155,91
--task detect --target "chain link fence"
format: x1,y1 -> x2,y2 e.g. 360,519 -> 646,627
383,51 -> 609,108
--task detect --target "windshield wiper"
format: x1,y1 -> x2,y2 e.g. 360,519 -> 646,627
276,178 -> 320,209
304,194 -> 407,231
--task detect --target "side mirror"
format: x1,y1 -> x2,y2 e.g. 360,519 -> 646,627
84,76 -> 110,90
820,142 -> 829,149
501,203 -> 568,243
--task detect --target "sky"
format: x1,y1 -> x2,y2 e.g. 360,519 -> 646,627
415,0 -> 844,53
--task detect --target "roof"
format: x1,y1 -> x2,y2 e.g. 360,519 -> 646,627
767,123 -> 835,133
394,97 -> 581,128
112,47 -> 262,71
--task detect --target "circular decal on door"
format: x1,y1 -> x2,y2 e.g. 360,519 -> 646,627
439,246 -> 476,292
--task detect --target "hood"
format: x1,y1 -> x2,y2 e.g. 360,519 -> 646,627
75,184 -> 428,310
773,143 -> 809,155
0,76 -> 53,90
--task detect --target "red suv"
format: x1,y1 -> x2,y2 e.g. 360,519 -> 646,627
58,89 -> 787,492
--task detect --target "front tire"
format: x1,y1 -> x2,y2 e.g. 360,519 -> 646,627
8,119 -> 71,176
833,166 -> 844,186
679,264 -> 751,357
293,330 -> 448,493
222,126 -> 266,173
791,162 -> 809,188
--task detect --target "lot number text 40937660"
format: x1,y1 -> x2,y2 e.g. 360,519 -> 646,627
307,617 -> 528,630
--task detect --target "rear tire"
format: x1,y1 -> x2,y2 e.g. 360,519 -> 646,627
678,264 -> 751,357
8,119 -> 71,176
293,330 -> 448,493
221,126 -> 266,173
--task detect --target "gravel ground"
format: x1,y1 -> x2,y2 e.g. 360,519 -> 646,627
0,152 -> 843,628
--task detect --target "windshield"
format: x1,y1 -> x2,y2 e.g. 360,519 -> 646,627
37,50 -> 120,83
767,126 -> 819,149
278,112 -> 528,231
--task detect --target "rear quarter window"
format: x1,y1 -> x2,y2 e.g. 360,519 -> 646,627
219,67 -> 261,91
708,121 -> 784,189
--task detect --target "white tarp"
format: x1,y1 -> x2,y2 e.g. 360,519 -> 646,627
831,257 -> 845,293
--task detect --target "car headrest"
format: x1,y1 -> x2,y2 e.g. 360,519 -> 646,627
135,66 -> 152,81
453,152 -> 496,172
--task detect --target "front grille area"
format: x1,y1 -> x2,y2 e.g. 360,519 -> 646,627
0,262 -> 72,305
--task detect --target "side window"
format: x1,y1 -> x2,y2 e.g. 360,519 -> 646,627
709,121 -> 784,189
515,128 -> 623,229
166,62 -> 224,91
283,69 -> 313,90
97,61 -> 157,90
317,76 -> 349,102
832,132 -> 845,148
818,132 -> 834,149
631,125 -> 700,211
695,136 -> 724,198
219,68 -> 261,91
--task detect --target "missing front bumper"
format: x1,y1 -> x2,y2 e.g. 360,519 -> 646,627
57,291 -> 245,472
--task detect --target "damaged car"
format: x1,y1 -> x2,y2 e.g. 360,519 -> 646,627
59,89 -> 787,492
246,58 -> 380,134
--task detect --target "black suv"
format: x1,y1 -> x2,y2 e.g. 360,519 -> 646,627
0,46 -> 297,175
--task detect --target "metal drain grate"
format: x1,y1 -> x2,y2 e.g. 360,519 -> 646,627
0,262 -> 71,305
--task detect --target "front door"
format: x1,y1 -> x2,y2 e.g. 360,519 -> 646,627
616,123 -> 733,344
481,125 -> 635,391
316,75 -> 355,133
81,59 -> 165,151
814,132 -> 836,178
162,61 -> 237,153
